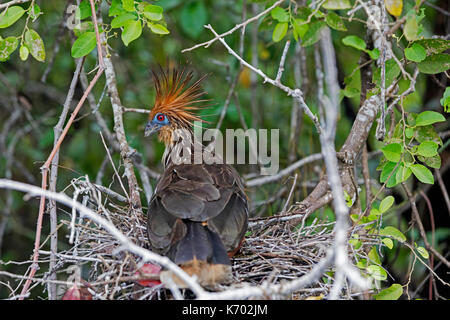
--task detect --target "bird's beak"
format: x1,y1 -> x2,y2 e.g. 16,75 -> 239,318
144,121 -> 160,137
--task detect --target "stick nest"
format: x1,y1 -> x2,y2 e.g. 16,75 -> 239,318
36,178 -> 374,300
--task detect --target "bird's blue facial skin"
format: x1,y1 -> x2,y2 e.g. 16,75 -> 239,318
153,112 -> 169,126
145,113 -> 169,137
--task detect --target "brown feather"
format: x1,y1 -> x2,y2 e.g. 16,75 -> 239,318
149,67 -> 210,130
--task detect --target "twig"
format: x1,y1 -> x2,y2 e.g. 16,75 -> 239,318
275,40 -> 291,83
181,0 -> 285,53
205,24 -> 322,135
281,174 -> 298,213
402,183 -> 450,269
434,169 -> 450,217
0,179 -> 206,297
0,0 -> 30,10
98,21 -> 142,213
246,153 -> 322,187
19,0 -> 105,299
419,190 -> 436,300
47,57 -> 85,300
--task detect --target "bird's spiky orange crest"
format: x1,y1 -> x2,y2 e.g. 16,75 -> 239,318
149,67 -> 209,129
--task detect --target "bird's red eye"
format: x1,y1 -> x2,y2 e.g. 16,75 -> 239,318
157,114 -> 165,122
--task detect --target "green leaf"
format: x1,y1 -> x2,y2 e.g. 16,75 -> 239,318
381,143 -> 403,162
418,53 -> 450,74
180,1 -> 208,39
24,29 -> 45,62
325,12 -> 347,31
413,39 -> 450,56
416,246 -> 429,259
416,124 -> 443,146
122,0 -> 135,12
405,127 -> 414,138
356,259 -> 367,269
111,12 -> 137,28
0,36 -> 19,62
292,19 -> 308,42
380,161 -> 397,187
79,0 -> 93,20
405,43 -> 427,62
272,22 -> 288,42
404,15 -> 419,42
417,141 -> 438,157
148,22 -> 170,35
323,0 -> 352,10
143,4 -> 163,21
380,226 -> 406,242
301,21 -> 326,47
373,284 -> 403,300
415,111 -> 446,126
418,154 -> 441,169
342,35 -> 366,51
368,247 -> 381,265
440,87 -> 450,112
382,238 -> 394,249
270,7 -> 289,22
367,48 -> 380,60
410,164 -> 434,184
28,3 -> 41,21
395,163 -> 412,183
109,0 -> 127,16
366,265 -> 387,281
373,59 -> 401,88
121,20 -> 142,46
71,31 -> 96,58
379,196 -> 394,214
341,87 -> 360,98
0,6 -> 26,28
19,44 -> 29,61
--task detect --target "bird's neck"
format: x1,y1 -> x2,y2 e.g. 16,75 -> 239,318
162,126 -> 196,168
162,126 -> 219,168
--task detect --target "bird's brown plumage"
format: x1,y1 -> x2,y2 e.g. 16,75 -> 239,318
146,67 -> 248,287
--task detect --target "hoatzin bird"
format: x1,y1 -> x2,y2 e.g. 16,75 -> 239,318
144,67 -> 248,287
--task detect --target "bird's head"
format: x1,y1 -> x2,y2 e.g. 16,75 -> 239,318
145,67 -> 208,145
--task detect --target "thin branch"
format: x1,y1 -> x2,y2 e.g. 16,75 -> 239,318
0,179 -> 206,297
181,0 -> 285,53
19,0 -> 105,299
204,24 -> 322,135
402,183 -> 450,269
0,0 -> 30,10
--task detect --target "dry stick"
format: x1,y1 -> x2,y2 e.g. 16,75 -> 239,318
275,40 -> 291,83
47,57 -> 85,300
181,0 -> 285,53
319,27 -> 368,299
419,190 -> 436,300
214,0 -> 247,133
434,169 -> 450,217
246,153 -> 322,187
0,179 -> 206,298
0,0 -> 30,10
99,132 -> 130,201
361,144 -> 371,213
204,24 -> 322,135
249,2 -> 260,129
98,24 -> 142,213
402,183 -> 450,269
19,0 -> 105,299
288,43 -> 303,163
